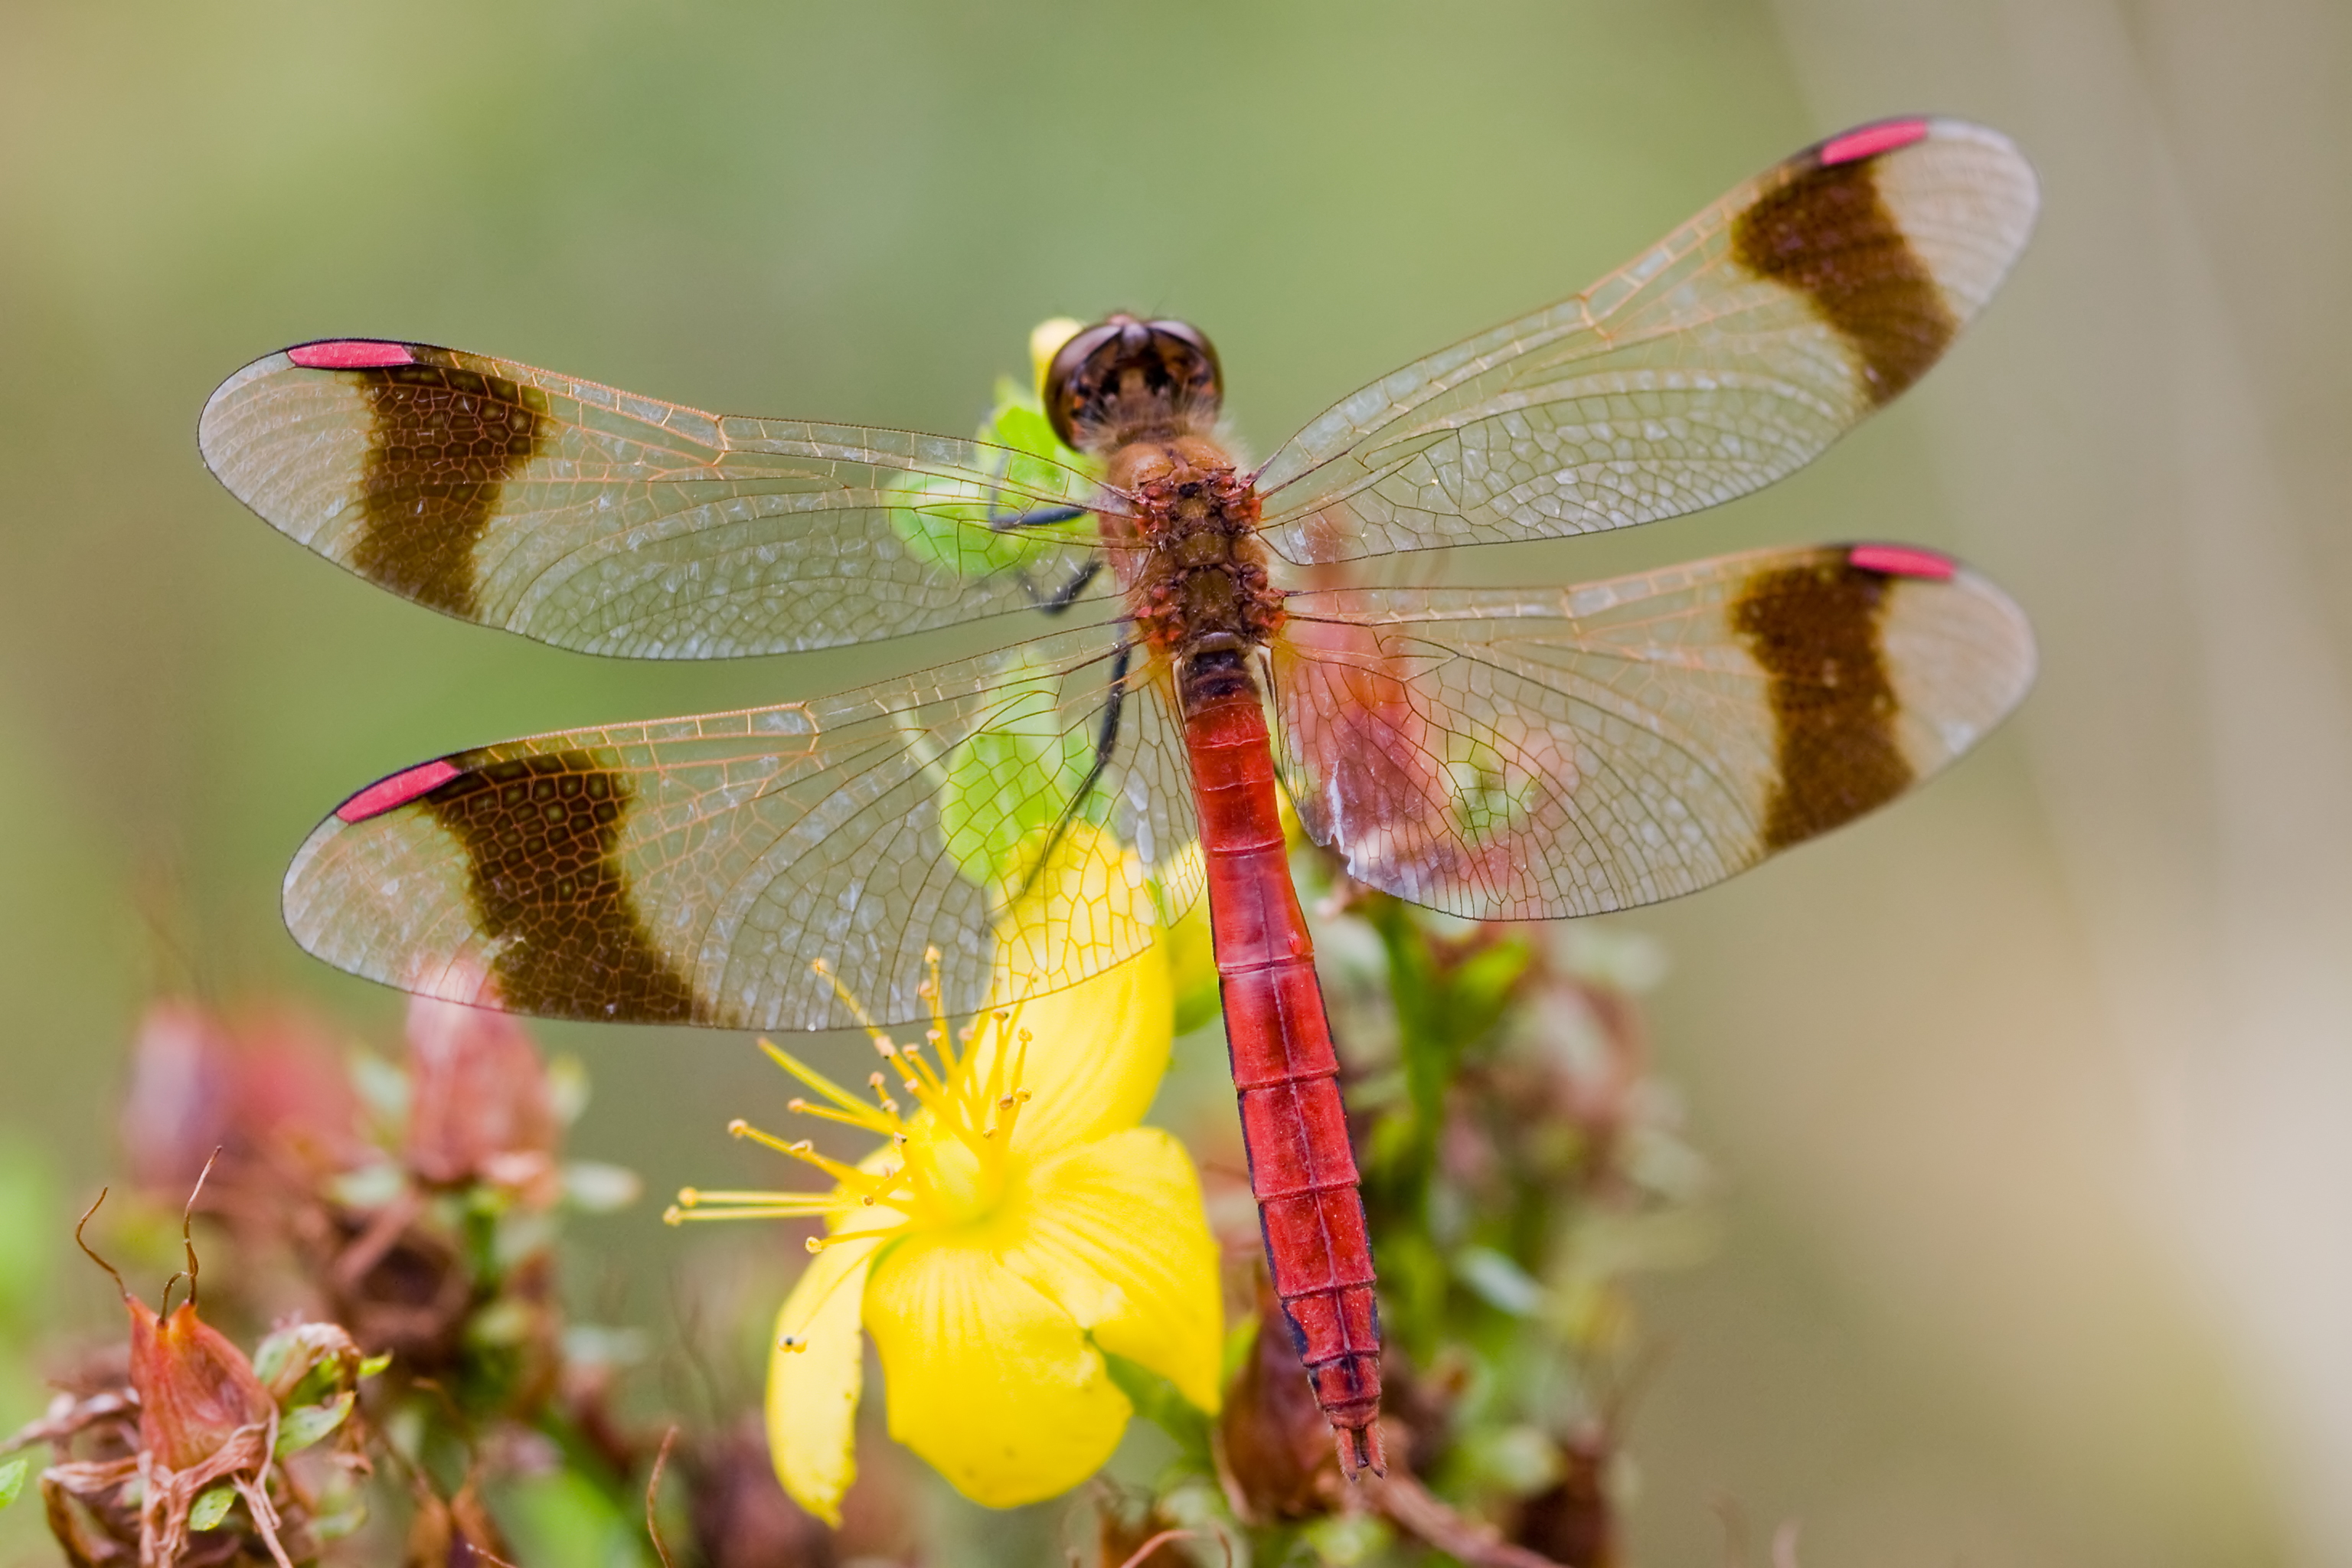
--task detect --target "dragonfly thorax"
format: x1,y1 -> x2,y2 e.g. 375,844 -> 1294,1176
1111,435 -> 1282,707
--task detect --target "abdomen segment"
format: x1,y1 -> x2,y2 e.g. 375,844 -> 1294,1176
1183,678 -> 1385,1477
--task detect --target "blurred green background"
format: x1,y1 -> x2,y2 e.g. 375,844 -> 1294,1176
5,1 -> 2349,1563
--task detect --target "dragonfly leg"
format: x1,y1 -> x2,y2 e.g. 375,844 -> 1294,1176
986,459 -> 1098,613
1018,556 -> 1102,616
987,501 -> 1089,531
1013,639 -> 1131,903
981,446 -> 1086,533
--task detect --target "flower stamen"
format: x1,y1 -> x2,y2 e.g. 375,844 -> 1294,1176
788,1098 -> 897,1135
663,1185 -> 842,1224
727,1120 -> 897,1198
762,1038 -> 897,1132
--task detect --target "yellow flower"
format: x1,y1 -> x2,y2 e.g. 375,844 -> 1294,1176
1029,316 -> 1086,394
669,826 -> 1222,1521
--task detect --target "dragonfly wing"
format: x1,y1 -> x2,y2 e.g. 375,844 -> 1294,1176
201,341 -> 1125,657
1253,119 -> 2037,563
286,622 -> 1202,1029
1269,544 -> 2034,918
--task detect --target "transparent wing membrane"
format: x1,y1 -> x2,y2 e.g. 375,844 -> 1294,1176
1250,119 -> 2037,563
285,624 -> 1202,1029
201,341 -> 1128,658
1270,546 -> 2035,919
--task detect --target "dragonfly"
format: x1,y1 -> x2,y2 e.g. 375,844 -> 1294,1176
201,116 -> 2038,1477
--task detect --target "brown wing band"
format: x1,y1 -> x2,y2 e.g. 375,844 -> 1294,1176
1731,148 -> 1958,407
418,752 -> 705,1023
1731,555 -> 1913,851
350,354 -> 551,619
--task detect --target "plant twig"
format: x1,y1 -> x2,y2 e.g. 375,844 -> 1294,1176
1112,1527 -> 1220,1568
644,1425 -> 680,1568
1368,1469 -> 1570,1568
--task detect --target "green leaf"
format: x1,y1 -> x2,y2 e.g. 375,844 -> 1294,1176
1100,1349 -> 1212,1468
885,471 -> 1057,578
1302,1513 -> 1392,1565
492,1466 -> 657,1568
0,1455 -> 28,1509
358,1352 -> 393,1380
250,1328 -> 299,1389
465,1296 -> 537,1350
936,668 -> 1096,888
1455,1245 -> 1547,1318
560,1161 -> 642,1213
886,368 -> 1098,581
491,1210 -> 558,1271
1219,1312 -> 1261,1389
188,1484 -> 237,1531
1452,938 -> 1534,1027
1452,1423 -> 1565,1495
978,375 -> 1093,470
275,1392 -> 354,1456
311,1503 -> 369,1541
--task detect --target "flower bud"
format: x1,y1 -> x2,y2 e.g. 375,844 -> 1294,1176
119,1001 -> 365,1196
403,995 -> 557,1190
125,1293 -> 272,1472
118,1002 -> 236,1193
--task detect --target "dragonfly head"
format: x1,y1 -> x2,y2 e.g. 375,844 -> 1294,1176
1044,314 -> 1222,452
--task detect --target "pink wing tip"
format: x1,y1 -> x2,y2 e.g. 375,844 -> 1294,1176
1848,543 -> 1957,580
1819,118 -> 1932,167
336,759 -> 462,823
287,339 -> 416,370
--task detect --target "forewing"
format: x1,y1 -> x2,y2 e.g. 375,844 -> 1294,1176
1270,544 -> 2034,918
1253,119 -> 2037,562
201,340 -> 1126,657
284,624 -> 1202,1029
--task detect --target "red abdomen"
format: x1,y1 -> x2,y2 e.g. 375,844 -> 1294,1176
1183,681 -> 1385,1477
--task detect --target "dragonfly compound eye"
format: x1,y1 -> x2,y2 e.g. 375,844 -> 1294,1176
1044,314 -> 1223,449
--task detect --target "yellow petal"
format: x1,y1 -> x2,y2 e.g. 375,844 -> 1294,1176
864,1229 -> 1132,1508
766,1233 -> 879,1526
972,934 -> 1173,1156
991,822 -> 1158,1001
1001,1126 -> 1225,1413
1029,318 -> 1086,394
